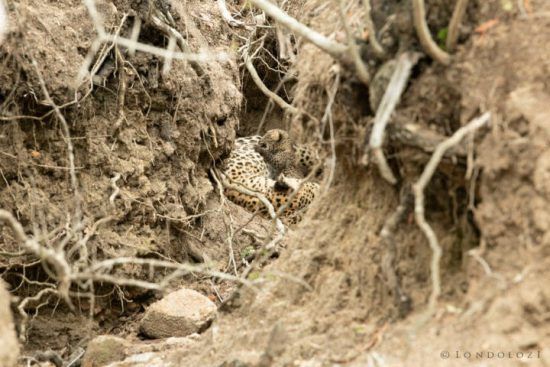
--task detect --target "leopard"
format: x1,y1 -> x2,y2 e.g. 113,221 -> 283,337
255,129 -> 321,181
221,129 -> 321,224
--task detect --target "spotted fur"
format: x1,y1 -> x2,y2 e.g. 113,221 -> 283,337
255,129 -> 320,179
222,130 -> 320,224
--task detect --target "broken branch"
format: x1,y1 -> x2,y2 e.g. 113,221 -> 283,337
413,112 -> 490,313
412,0 -> 451,65
366,52 -> 421,184
361,0 -> 385,57
446,0 -> 470,52
248,0 -> 348,59
337,0 -> 370,84
244,53 -> 299,115
217,0 -> 245,27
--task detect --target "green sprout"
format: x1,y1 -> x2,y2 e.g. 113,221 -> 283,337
437,27 -> 449,50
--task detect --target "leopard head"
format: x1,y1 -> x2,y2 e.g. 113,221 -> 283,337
255,129 -> 294,174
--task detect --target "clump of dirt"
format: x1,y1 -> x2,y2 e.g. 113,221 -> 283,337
162,0 -> 550,366
0,0 -> 270,355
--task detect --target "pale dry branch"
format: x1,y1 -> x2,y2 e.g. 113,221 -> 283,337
113,46 -> 127,130
275,26 -> 295,61
162,36 -> 177,75
149,13 -> 205,74
32,60 -> 82,232
248,0 -> 348,59
366,52 -> 420,184
446,0 -> 469,52
413,112 -> 490,313
256,73 -> 297,134
321,71 -> 340,190
109,173 -> 121,206
103,34 -> 228,62
89,14 -> 128,83
0,210 -> 73,303
2,204 -> 250,333
225,180 -> 285,249
412,0 -> 451,65
83,0 -> 105,37
379,186 -> 413,318
217,0 -> 245,27
468,239 -> 507,288
361,0 -> 385,57
128,17 -> 141,57
68,216 -> 114,265
388,119 -> 469,158
78,0 -> 227,85
74,273 -> 165,291
17,288 -> 59,342
337,0 -> 370,85
84,257 -> 253,288
212,168 -> 286,250
244,53 -> 299,115
0,0 -> 7,45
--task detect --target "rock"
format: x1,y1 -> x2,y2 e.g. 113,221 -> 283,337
82,335 -> 130,367
83,334 -> 201,367
140,288 -> 217,339
96,335 -> 200,367
104,351 -> 166,367
0,281 -> 19,367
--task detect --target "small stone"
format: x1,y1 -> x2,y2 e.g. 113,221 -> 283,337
162,142 -> 176,157
82,335 -> 130,367
139,288 -> 217,339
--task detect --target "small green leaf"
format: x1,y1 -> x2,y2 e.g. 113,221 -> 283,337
437,27 -> 449,50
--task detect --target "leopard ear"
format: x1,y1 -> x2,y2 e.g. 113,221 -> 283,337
277,130 -> 289,141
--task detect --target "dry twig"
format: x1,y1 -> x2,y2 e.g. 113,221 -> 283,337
82,257 -> 253,288
337,0 -> 370,84
413,112 -> 490,313
78,0 -> 227,85
32,60 -> 82,230
366,52 -> 420,185
244,52 -> 299,115
109,173 -> 122,206
0,0 -> 7,45
248,0 -> 348,59
17,288 -> 58,342
217,170 -> 286,250
0,210 -> 73,304
379,186 -> 413,318
412,0 -> 451,64
446,0 -> 470,52
217,0 -> 245,27
113,47 -> 127,130
321,70 -> 340,190
361,0 -> 385,57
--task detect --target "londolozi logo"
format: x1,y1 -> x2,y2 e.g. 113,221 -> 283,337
440,350 -> 542,360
